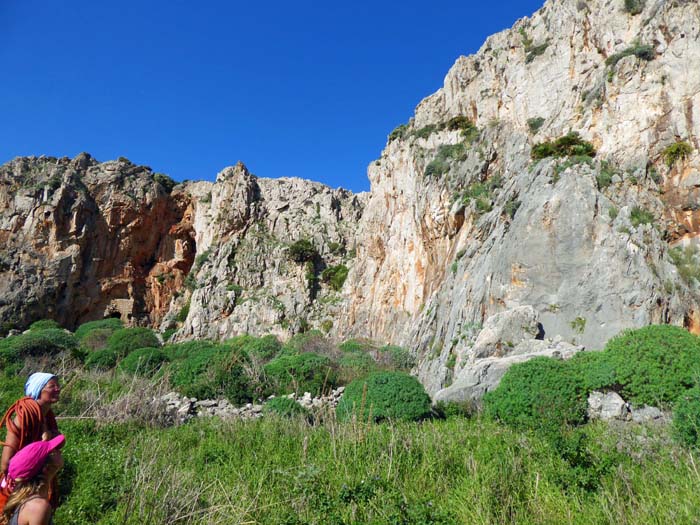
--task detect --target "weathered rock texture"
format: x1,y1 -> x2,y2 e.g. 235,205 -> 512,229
2,0 -> 700,399
0,154 -> 195,329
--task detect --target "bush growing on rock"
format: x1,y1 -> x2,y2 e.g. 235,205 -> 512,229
75,318 -> 123,341
673,387 -> 700,447
264,353 -> 338,396
483,357 -> 588,430
336,371 -> 432,422
602,325 -> 700,406
531,132 -> 596,160
240,334 -> 282,361
107,327 -> 160,358
320,264 -> 349,291
118,347 -> 169,377
288,239 -> 318,263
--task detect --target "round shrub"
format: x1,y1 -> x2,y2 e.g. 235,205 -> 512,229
483,356 -> 587,430
377,345 -> 416,371
29,319 -> 62,331
242,335 -> 282,361
568,350 -> 616,392
168,345 -> 252,404
264,353 -> 338,396
85,349 -> 119,370
107,327 -> 160,358
603,325 -> 700,406
673,387 -> 700,447
288,239 -> 318,263
8,329 -> 79,358
118,348 -> 169,377
163,340 -> 217,361
80,328 -> 114,352
75,318 -> 123,341
338,351 -> 377,383
336,371 -> 432,422
263,397 -> 310,418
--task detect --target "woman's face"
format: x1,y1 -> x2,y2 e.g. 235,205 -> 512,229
38,378 -> 60,405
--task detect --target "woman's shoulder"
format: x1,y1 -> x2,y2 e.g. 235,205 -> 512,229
20,497 -> 52,524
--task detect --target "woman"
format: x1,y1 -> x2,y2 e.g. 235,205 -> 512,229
0,434 -> 65,525
0,374 -> 61,512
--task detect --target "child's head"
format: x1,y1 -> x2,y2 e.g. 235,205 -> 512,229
7,434 -> 65,485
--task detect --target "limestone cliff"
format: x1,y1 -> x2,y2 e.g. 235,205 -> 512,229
2,0 -> 700,401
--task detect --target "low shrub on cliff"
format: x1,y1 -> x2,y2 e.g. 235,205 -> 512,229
602,325 -> 700,406
531,132 -> 596,160
320,264 -> 349,291
336,371 -> 432,422
663,141 -> 693,167
605,43 -> 655,68
288,239 -> 318,263
264,353 -> 338,396
483,357 -> 588,430
107,327 -> 160,358
75,318 -> 123,341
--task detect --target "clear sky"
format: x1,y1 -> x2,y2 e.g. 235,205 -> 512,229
1,0 -> 544,193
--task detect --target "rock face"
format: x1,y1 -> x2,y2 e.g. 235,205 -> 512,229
2,0 -> 700,399
0,154 -> 195,329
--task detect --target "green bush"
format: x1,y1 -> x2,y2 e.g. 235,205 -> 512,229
336,371 -> 432,422
630,206 -> 654,227
0,330 -> 79,369
264,353 -> 338,396
527,117 -> 545,134
29,319 -> 61,331
288,239 -> 318,263
377,345 -> 416,371
279,330 -> 328,356
118,347 -> 169,376
162,339 -> 218,361
602,325 -> 700,406
606,43 -> 655,68
85,348 -> 120,370
79,328 -> 114,352
531,132 -> 596,160
153,172 -> 176,193
568,351 -> 617,392
673,387 -> 700,447
320,264 -> 349,291
242,334 -> 282,361
663,141 -> 693,167
669,245 -> 700,286
169,345 -> 252,404
263,396 -> 310,418
388,123 -> 409,142
483,357 -> 588,430
107,327 -> 160,358
338,351 -> 377,383
624,0 -> 644,15
74,318 -> 123,341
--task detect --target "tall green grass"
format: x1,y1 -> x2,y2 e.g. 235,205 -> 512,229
53,416 -> 700,524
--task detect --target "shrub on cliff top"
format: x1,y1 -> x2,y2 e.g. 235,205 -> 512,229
321,264 -> 349,291
663,141 -> 693,167
483,357 -> 588,430
288,239 -> 318,263
107,327 -> 160,359
336,371 -> 432,422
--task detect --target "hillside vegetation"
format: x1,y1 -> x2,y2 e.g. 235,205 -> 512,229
1,320 -> 700,523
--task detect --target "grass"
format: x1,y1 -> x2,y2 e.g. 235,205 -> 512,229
51,416 -> 700,524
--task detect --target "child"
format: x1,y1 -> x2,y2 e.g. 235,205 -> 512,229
0,434 -> 65,525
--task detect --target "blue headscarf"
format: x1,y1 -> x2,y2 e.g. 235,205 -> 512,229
24,373 -> 56,400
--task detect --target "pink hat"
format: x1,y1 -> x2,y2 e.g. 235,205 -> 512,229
8,435 -> 65,482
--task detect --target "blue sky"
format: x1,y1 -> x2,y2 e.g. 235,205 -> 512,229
1,1 -> 544,193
